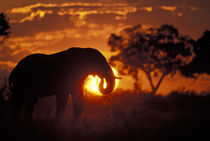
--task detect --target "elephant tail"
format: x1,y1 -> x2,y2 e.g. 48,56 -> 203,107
8,69 -> 15,92
8,64 -> 20,93
9,58 -> 23,92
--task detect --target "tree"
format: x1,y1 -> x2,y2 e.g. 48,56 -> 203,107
108,24 -> 194,94
181,30 -> 210,77
0,12 -> 11,44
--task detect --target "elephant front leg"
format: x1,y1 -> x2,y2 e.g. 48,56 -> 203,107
56,94 -> 69,119
71,90 -> 83,120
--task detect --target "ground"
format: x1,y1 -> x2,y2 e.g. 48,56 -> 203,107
0,90 -> 210,141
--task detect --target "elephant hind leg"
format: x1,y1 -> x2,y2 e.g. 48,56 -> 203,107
12,98 -> 23,120
25,101 -> 36,120
56,94 -> 69,119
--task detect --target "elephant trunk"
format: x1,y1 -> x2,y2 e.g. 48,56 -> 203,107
99,71 -> 116,95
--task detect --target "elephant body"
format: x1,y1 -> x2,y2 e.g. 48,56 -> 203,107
9,47 -> 116,119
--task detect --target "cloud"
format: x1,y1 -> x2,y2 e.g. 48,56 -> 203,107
177,12 -> 183,17
20,10 -> 53,23
10,2 -> 137,23
8,22 -> 126,53
9,2 -> 138,38
10,2 -> 131,14
5,1 -> 209,55
0,46 -> 30,63
10,13 -> 75,37
140,7 -> 152,12
0,61 -> 16,70
7,2 -> 137,56
189,6 -> 198,11
0,46 -> 31,79
10,3 -> 44,14
6,1 -> 205,55
160,6 -> 177,12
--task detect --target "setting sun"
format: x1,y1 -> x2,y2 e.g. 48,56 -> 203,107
84,68 -> 119,96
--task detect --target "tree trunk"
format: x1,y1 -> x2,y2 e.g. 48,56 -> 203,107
146,72 -> 166,95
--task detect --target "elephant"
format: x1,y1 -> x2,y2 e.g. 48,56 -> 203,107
9,47 -> 117,120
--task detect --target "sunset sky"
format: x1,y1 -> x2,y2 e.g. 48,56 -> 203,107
0,0 -> 210,94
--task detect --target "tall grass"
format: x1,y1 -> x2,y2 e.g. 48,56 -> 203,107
0,89 -> 210,141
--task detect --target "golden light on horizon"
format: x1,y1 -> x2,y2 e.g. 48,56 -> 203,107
84,68 -> 119,96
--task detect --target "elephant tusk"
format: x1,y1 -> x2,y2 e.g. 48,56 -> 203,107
114,76 -> 122,79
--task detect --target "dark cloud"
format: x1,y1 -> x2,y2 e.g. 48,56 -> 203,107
7,0 -> 209,39
8,2 -> 137,37
11,13 -> 75,37
125,0 -> 210,7
0,46 -> 30,80
0,46 -> 30,63
86,13 -> 121,25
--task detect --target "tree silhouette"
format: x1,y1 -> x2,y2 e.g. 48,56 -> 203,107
108,24 -> 194,94
181,30 -> 210,77
0,12 -> 11,44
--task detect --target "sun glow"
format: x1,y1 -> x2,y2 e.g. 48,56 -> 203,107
84,68 -> 120,96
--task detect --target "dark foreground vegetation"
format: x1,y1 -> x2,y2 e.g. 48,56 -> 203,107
1,90 -> 210,141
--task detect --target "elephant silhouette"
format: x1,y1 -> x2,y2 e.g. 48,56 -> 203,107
9,47 -> 117,119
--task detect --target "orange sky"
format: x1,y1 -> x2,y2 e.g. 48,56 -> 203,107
0,0 -> 210,94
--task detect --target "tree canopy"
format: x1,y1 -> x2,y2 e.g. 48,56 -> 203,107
181,30 -> 210,77
0,12 -> 11,44
108,24 -> 194,94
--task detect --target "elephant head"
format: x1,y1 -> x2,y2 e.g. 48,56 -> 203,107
98,63 -> 116,94
83,48 -> 118,95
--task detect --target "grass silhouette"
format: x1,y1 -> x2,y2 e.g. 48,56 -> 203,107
0,90 -> 210,141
